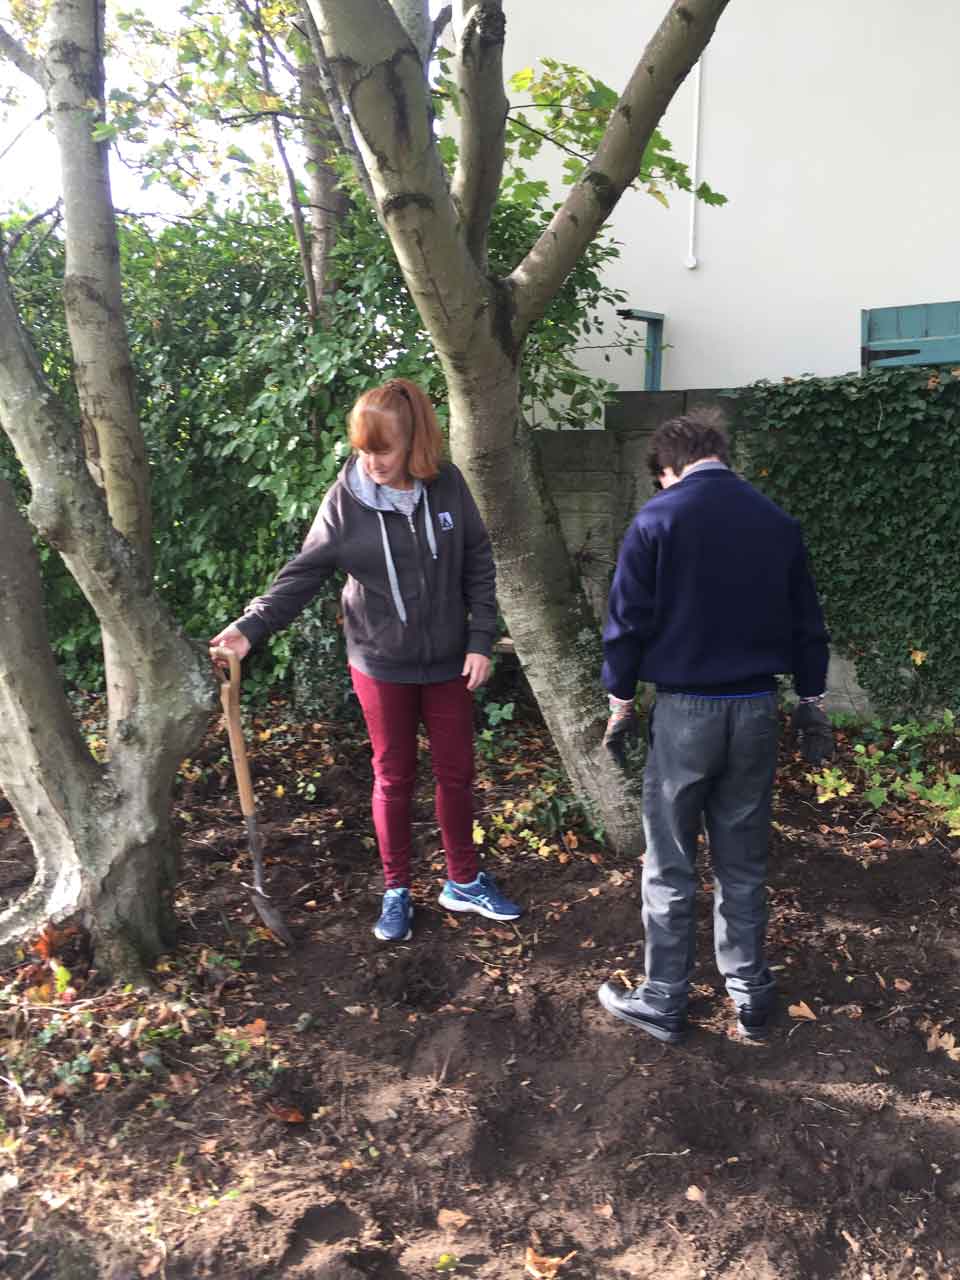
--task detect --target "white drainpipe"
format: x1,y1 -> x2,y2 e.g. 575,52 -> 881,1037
685,56 -> 703,270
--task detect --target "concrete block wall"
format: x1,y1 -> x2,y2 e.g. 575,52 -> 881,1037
533,391 -> 872,715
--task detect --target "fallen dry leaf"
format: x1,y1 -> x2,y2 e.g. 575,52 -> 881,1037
266,1101 -> 306,1124
37,1188 -> 72,1210
524,1247 -> 577,1279
168,1073 -> 199,1095
593,1203 -> 614,1218
685,1185 -> 705,1203
832,1004 -> 863,1020
788,1001 -> 817,1021
841,1228 -> 861,1254
893,978 -> 912,992
919,1018 -> 960,1063
437,1207 -> 472,1232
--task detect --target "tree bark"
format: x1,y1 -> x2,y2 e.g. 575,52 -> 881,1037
0,89 -> 213,975
45,0 -> 155,736
449,1 -> 507,269
0,473 -> 193,973
294,52 -> 346,317
46,0 -> 150,561
305,0 -> 731,855
388,0 -> 431,69
444,353 -> 644,850
297,2 -> 380,213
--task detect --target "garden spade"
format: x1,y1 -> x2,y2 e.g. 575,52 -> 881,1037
212,647 -> 295,948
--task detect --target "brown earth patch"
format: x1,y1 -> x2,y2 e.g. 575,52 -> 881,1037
1,700 -> 959,1279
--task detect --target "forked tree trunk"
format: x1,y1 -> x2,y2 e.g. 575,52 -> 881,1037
0,470 -> 207,976
307,0 -> 730,853
0,0 -> 213,976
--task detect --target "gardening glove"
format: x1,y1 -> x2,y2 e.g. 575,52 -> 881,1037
603,696 -> 640,768
791,699 -> 835,765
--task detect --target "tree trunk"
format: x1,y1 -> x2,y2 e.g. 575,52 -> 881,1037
443,353 -> 644,850
46,0 -> 153,737
306,0 -> 729,854
0,175 -> 212,981
296,57 -> 346,317
0,473 -> 206,974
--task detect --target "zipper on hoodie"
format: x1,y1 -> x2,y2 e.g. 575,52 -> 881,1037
406,511 -> 433,670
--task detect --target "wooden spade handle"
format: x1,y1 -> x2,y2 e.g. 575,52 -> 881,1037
212,647 -> 256,819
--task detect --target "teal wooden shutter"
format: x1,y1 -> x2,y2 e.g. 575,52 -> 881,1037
861,301 -> 960,370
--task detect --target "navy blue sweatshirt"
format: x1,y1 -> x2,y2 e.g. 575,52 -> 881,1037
601,465 -> 829,701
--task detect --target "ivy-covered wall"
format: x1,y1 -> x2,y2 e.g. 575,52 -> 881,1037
734,368 -> 960,714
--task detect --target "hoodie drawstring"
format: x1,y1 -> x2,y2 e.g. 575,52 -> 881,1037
422,488 -> 438,561
376,511 -> 407,624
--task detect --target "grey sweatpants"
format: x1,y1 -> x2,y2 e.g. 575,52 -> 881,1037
638,692 -> 779,1020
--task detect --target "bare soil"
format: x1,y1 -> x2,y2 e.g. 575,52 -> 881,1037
1,697 -> 959,1280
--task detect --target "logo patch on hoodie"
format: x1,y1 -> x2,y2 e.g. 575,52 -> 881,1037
438,511 -> 454,531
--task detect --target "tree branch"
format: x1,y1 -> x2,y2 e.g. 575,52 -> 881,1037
0,21 -> 44,85
0,254 -> 211,751
47,0 -> 152,567
389,0 -> 431,69
0,106 -> 48,165
510,0 -> 730,336
6,210 -> 63,277
509,116 -> 588,166
296,3 -> 379,212
430,5 -> 452,59
2,201 -> 62,258
305,0 -> 487,353
0,475 -> 101,833
450,1 -> 507,270
251,0 -> 318,320
292,46 -> 347,314
232,0 -> 300,78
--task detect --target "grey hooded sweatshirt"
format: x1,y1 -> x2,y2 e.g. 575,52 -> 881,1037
235,456 -> 497,684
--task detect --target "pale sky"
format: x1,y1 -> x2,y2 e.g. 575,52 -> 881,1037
1,0 -> 450,218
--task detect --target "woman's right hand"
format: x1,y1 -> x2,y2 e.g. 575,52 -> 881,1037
209,624 -> 250,667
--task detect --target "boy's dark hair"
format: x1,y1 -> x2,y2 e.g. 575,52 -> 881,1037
647,407 -> 731,482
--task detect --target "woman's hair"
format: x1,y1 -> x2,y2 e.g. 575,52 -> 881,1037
646,406 -> 731,482
348,379 -> 445,481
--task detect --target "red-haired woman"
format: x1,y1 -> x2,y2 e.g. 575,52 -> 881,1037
211,379 -> 521,943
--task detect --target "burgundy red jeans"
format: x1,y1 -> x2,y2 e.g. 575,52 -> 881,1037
350,666 -> 479,889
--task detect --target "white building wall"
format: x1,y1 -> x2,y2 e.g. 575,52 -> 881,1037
501,1 -> 960,391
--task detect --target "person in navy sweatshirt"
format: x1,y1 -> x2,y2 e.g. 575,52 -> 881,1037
597,408 -> 833,1045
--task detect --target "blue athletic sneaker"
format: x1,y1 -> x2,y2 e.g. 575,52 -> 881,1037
373,888 -> 413,942
437,871 -> 522,922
